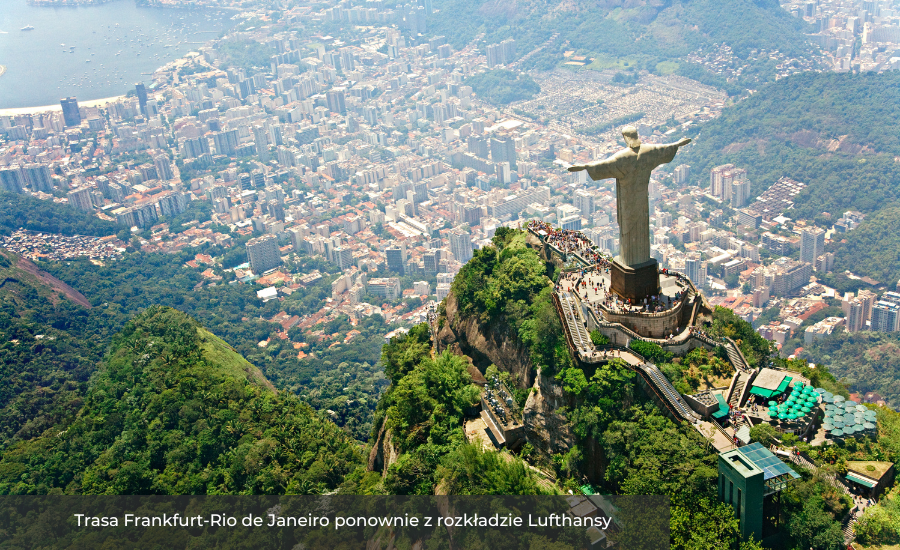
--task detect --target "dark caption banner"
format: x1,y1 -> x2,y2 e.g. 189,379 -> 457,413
0,495 -> 669,549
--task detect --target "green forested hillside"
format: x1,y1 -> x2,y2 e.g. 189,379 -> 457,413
373,325 -> 550,496
801,331 -> 900,410
428,0 -> 812,82
464,70 -> 541,105
0,250 -> 116,446
679,71 -> 900,283
681,71 -> 900,217
450,227 -> 568,375
831,206 -> 900,287
0,306 -> 364,495
0,192 -> 117,236
41,250 -> 387,442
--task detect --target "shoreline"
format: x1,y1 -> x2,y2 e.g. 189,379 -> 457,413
0,95 -> 127,117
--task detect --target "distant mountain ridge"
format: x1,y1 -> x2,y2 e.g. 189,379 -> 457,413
428,0 -> 813,74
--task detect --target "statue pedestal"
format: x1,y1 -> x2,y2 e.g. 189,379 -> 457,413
610,258 -> 660,302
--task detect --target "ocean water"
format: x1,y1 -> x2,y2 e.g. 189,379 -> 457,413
0,0 -> 233,109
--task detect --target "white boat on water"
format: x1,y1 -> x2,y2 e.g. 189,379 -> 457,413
21,25 -> 35,31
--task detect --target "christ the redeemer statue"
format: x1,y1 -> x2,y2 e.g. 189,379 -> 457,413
568,126 -> 691,268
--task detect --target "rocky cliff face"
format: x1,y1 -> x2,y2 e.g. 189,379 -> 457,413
438,286 -> 582,468
368,420 -> 400,474
438,292 -> 536,388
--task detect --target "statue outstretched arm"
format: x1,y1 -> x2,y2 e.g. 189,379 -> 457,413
643,137 -> 692,168
568,156 -> 622,181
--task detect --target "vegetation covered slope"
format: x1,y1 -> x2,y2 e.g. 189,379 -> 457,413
428,0 -> 812,81
0,306 -> 364,495
370,324 -> 550,496
464,69 -> 540,105
0,191 -> 117,236
681,71 -> 900,218
0,249 -> 113,446
450,227 -> 568,375
43,250 -> 388,442
831,206 -> 900,287
801,331 -> 900,410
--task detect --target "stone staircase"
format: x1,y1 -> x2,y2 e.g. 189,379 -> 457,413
728,372 -> 750,408
842,513 -> 860,545
723,338 -> 753,373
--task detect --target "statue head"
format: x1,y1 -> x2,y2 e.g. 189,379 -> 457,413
622,126 -> 641,149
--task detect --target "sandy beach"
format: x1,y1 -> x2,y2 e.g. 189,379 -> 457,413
0,95 -> 127,117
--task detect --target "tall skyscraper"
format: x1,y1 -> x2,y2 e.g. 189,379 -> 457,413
0,166 -> 25,194
730,178 -> 751,208
253,125 -> 270,162
385,245 -> 406,275
673,164 -> 691,185
334,247 -> 354,271
573,189 -> 595,217
153,155 -> 175,181
22,164 -> 53,192
871,300 -> 900,332
67,187 -> 94,212
847,299 -> 868,332
490,136 -> 516,169
212,129 -> 239,156
135,83 -> 148,116
246,234 -> 282,274
449,227 -> 473,263
685,252 -> 702,287
800,227 -> 825,264
326,88 -> 347,114
60,97 -> 81,127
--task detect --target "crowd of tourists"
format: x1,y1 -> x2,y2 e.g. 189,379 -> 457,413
527,220 -> 609,265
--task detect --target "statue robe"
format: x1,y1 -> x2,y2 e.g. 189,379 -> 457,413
584,142 -> 680,267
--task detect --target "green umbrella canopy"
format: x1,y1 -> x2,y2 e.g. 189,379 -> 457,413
831,429 -> 844,436
823,423 -> 834,431
778,413 -> 788,420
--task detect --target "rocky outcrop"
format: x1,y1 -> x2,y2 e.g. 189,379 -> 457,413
523,368 -> 576,457
438,292 -> 536,389
367,418 -> 400,474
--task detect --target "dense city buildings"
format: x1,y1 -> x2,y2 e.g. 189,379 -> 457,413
0,0 -> 896,355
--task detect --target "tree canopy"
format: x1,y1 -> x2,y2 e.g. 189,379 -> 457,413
0,192 -> 117,236
0,306 -> 364,495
